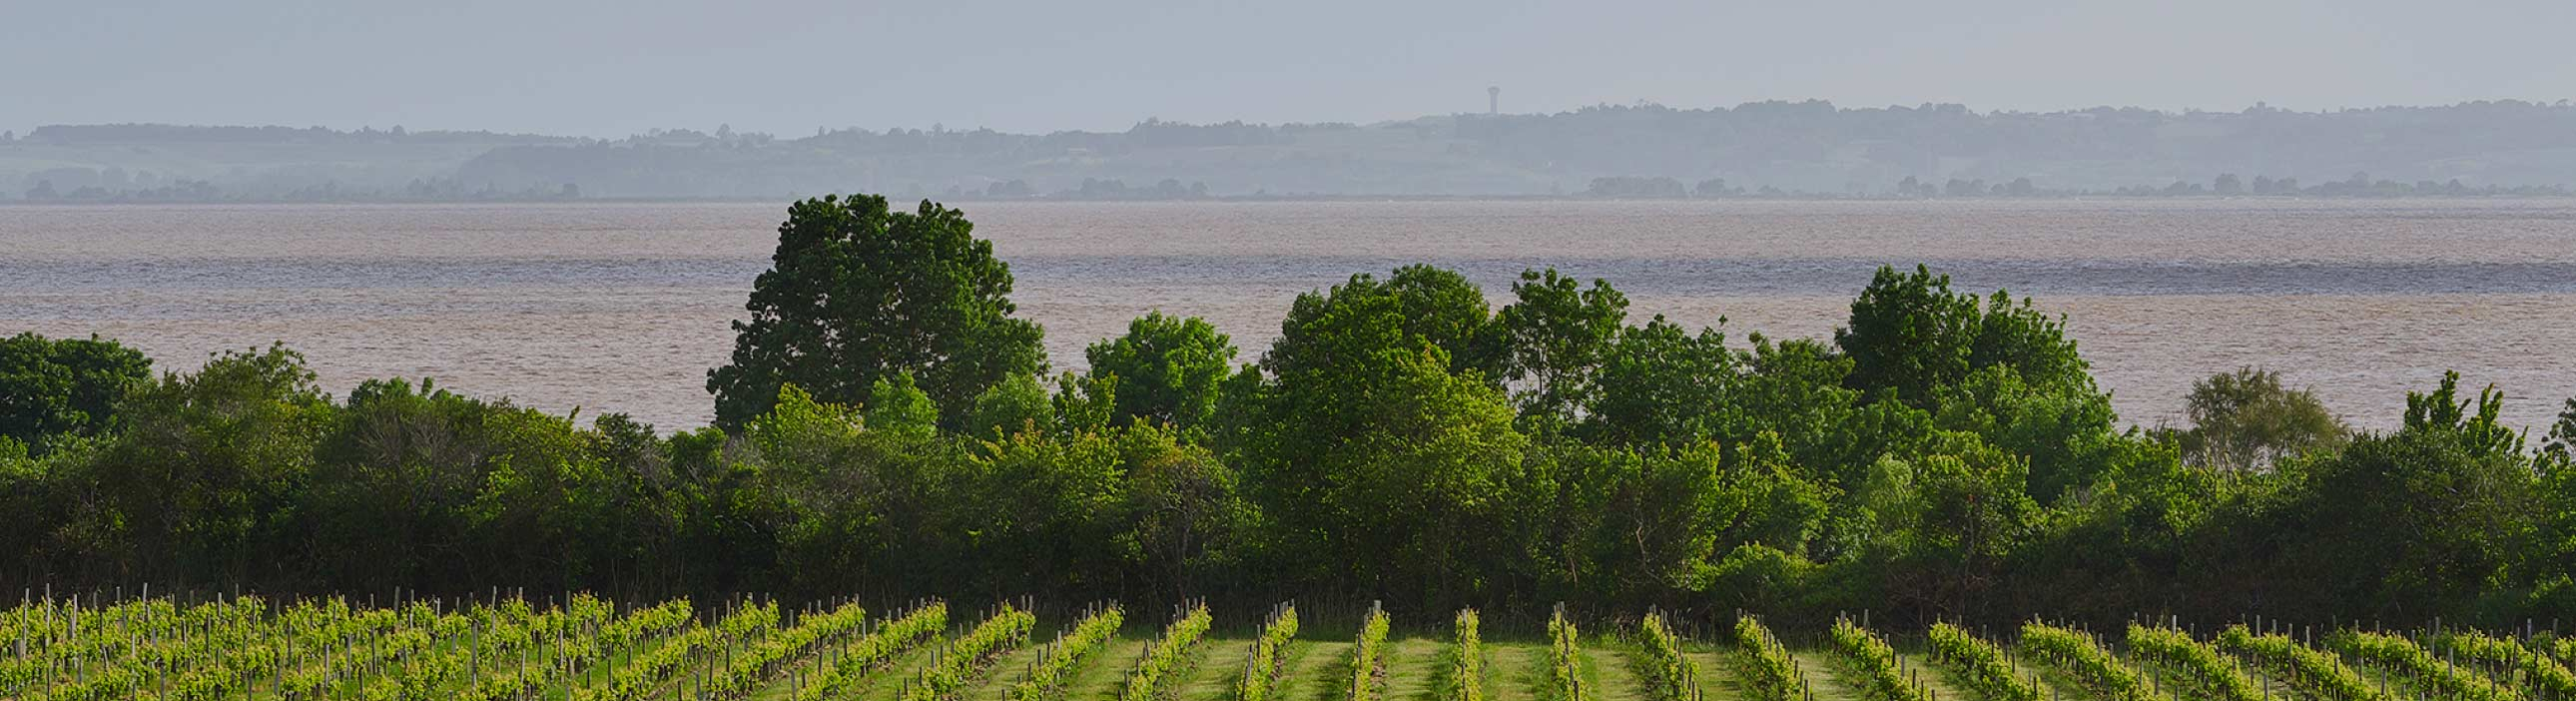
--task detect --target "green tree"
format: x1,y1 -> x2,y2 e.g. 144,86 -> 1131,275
865,371 -> 941,441
1111,424 -> 1244,598
1490,269 -> 1628,427
1083,313 -> 1236,430
2524,398 -> 2576,598
1931,365 -> 2119,505
2261,423 -> 2533,618
0,333 -> 152,449
709,195 -> 1043,430
81,345 -> 333,584
1861,431 -> 2044,615
2402,370 -> 2522,459
1242,265 -> 1525,603
1262,265 -> 1495,385
2542,398 -> 2576,467
1836,266 -> 2088,407
966,373 -> 1053,439
306,377 -> 491,590
1584,317 -> 1733,446
2171,366 -> 2348,471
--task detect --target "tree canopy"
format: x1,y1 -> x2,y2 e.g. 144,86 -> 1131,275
7,199 -> 2575,628
0,333 -> 152,451
708,195 -> 1043,429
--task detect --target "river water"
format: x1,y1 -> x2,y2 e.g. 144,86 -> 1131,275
3,199 -> 2570,431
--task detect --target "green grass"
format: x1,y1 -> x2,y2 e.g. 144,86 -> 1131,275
1382,637 -> 1448,701
1065,635 -> 1162,701
1786,650 -> 1868,701
1481,640 -> 1537,701
1890,651 -> 1970,701
1578,642 -> 1644,701
1294,640 -> 1359,701
2008,649 -> 2103,701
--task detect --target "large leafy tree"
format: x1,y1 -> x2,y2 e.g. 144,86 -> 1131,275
1584,317 -> 1734,447
1084,312 -> 1237,430
709,195 -> 1043,429
1836,265 -> 2089,407
1490,269 -> 1628,426
2171,366 -> 2349,472
82,345 -> 334,584
1239,266 -> 1525,604
0,333 -> 152,449
1261,265 -> 1494,385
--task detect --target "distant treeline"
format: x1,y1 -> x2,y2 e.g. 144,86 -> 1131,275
1584,173 -> 2575,199
15,177 -> 582,204
7,195 -> 2576,629
18,99 -> 2576,199
13,123 -> 575,146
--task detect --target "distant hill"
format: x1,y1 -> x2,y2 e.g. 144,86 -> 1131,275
12,100 -> 2576,201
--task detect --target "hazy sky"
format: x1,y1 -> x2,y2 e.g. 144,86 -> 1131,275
8,0 -> 2574,138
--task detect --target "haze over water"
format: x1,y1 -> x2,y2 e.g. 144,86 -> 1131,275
3,199 -> 2570,431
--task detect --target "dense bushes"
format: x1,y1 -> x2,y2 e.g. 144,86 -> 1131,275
7,196 -> 2576,625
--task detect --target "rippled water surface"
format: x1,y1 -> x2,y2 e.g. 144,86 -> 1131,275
4,199 -> 2570,430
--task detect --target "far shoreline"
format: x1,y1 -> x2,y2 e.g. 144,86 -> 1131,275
8,193 -> 2576,207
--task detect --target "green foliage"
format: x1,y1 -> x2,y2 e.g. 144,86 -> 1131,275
2253,397 -> 2536,618
1234,605 -> 1300,701
0,333 -> 151,450
1837,265 -> 2088,407
1263,265 -> 1494,386
2331,629 -> 2519,701
1864,431 -> 2044,613
709,194 -> 1044,429
1931,365 -> 2118,504
869,371 -> 943,439
1491,269 -> 1628,427
797,601 -> 949,701
1542,606 -> 1584,701
1731,614 -> 1805,701
2172,366 -> 2350,471
1013,605 -> 1126,701
1925,622 -> 2040,701
1825,617 -> 1930,701
2430,629 -> 2576,700
1124,604 -> 1215,701
1052,370 -> 1119,434
1243,280 -> 1529,600
2407,370 -> 2527,458
1705,544 -> 1819,614
2216,625 -> 2383,701
704,599 -> 871,700
969,371 -> 1054,438
2016,621 -> 2149,701
1446,609 -> 1487,701
1346,605 -> 1392,701
1634,611 -> 1699,701
79,344 -> 332,581
2542,398 -> 2576,466
18,220 -> 2576,627
2124,623 -> 2259,701
1583,317 -> 1733,446
905,604 -> 1036,701
1086,312 -> 1238,430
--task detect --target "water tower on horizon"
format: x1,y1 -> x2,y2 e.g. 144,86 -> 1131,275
1488,86 -> 1500,115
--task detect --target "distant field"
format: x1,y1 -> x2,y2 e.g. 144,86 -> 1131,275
7,594 -> 2566,701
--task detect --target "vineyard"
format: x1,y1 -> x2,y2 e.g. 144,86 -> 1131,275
12,593 -> 2576,701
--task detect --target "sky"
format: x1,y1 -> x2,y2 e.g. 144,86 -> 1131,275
6,0 -> 2574,138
